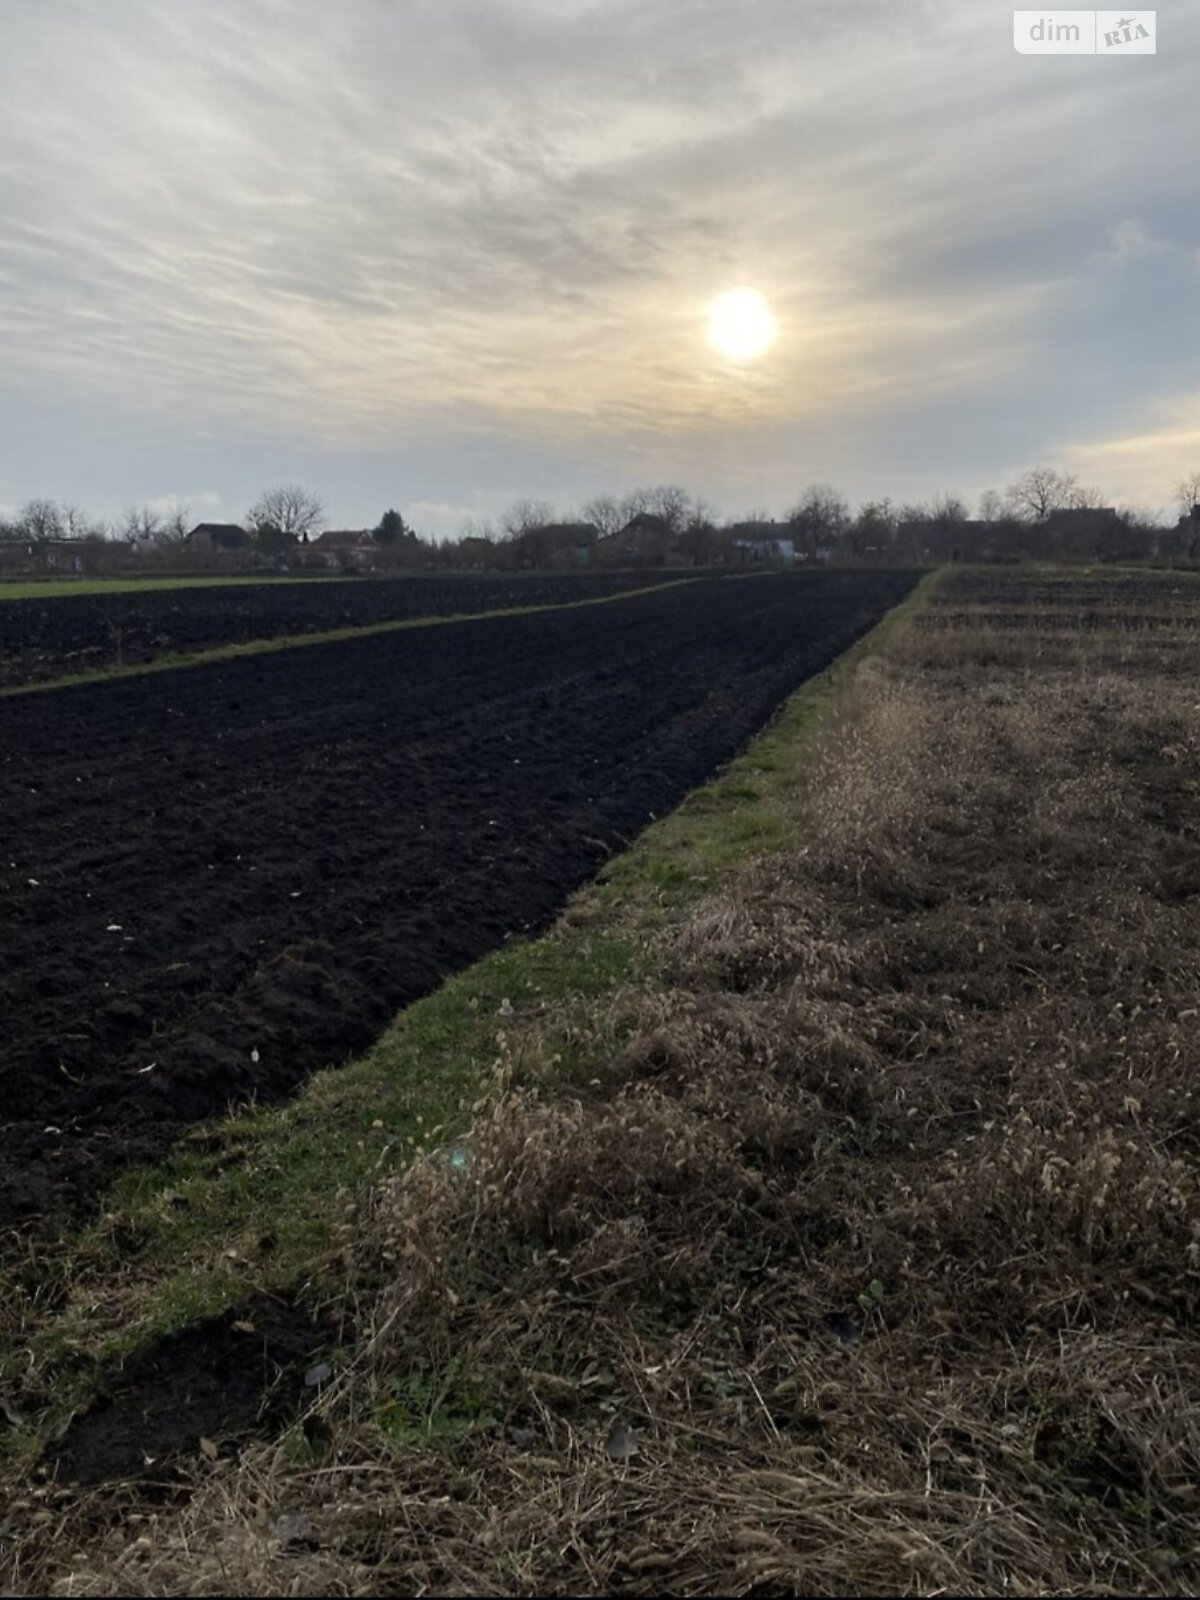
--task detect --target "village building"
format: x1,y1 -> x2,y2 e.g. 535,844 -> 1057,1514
186,523 -> 253,552
732,535 -> 796,567
296,530 -> 378,570
594,512 -> 679,568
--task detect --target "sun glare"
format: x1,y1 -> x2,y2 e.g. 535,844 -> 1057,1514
706,288 -> 777,361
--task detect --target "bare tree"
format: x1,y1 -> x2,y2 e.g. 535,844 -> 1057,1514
17,499 -> 65,541
1005,467 -> 1079,522
499,498 -> 555,540
641,485 -> 693,535
161,507 -> 190,543
931,492 -> 970,526
610,485 -> 695,534
786,485 -> 850,552
247,484 -> 325,545
855,498 -> 898,543
61,503 -> 97,540
121,506 -> 163,542
580,494 -> 623,537
687,495 -> 719,532
672,497 -> 723,566
897,501 -> 931,524
1176,472 -> 1200,518
1067,482 -> 1106,510
978,488 -> 1005,521
458,515 -> 496,543
616,486 -> 653,524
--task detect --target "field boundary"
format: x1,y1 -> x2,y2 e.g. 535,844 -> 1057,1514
0,570 -> 937,1469
0,576 -> 699,698
0,575 -> 359,602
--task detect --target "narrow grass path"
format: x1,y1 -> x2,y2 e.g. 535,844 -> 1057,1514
0,575 -> 356,601
0,577 -> 696,698
0,570 -> 939,1463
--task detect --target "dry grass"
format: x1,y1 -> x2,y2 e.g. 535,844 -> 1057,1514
14,567 -> 1200,1595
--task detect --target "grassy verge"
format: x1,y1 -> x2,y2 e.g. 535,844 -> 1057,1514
0,574 -> 938,1459
0,575 -> 356,601
0,578 -> 696,698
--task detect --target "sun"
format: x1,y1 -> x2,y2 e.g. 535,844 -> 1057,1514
706,288 -> 778,361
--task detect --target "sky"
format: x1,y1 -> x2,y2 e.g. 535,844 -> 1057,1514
0,0 -> 1198,535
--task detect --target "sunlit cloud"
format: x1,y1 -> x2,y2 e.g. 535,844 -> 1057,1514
0,0 -> 1198,520
1062,395 -> 1200,511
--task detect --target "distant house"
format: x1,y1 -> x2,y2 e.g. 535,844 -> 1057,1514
595,512 -> 678,568
308,530 -> 378,569
314,529 -> 375,551
1042,506 -> 1141,561
733,536 -> 796,567
0,536 -> 105,575
187,523 -> 252,552
126,530 -> 164,557
510,522 -> 596,569
0,537 -> 36,573
41,539 -> 88,573
1043,506 -> 1121,539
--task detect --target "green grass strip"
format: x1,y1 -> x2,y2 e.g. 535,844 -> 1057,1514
0,575 -> 358,601
0,578 -> 697,698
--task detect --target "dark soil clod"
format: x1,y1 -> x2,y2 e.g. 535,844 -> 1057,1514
47,1294 -> 329,1487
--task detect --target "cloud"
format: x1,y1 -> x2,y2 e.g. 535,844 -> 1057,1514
0,0 -> 1197,518
404,498 -> 497,537
1061,394 -> 1200,510
145,491 -> 224,519
1099,219 -> 1170,261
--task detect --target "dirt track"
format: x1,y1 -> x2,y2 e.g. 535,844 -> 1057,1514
0,571 -> 916,1236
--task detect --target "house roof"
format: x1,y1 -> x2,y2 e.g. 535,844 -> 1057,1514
728,520 -> 782,539
596,513 -> 675,552
188,523 -> 251,546
620,512 -> 673,536
314,529 -> 375,548
1044,506 -> 1120,525
536,522 -> 597,542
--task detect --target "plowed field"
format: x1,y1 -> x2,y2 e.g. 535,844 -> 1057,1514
0,570 -> 674,687
0,571 -> 917,1236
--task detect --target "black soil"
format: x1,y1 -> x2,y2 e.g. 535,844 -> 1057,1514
0,570 -> 672,686
0,571 -> 917,1238
48,1295 -> 329,1486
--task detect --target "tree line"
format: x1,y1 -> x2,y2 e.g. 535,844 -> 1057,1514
6,466 -> 1200,572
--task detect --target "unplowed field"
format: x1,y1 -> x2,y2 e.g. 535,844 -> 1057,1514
0,570 -> 673,687
0,571 -> 916,1236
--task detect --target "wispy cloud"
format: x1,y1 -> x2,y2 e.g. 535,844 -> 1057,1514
145,490 -> 224,519
0,0 -> 1198,518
